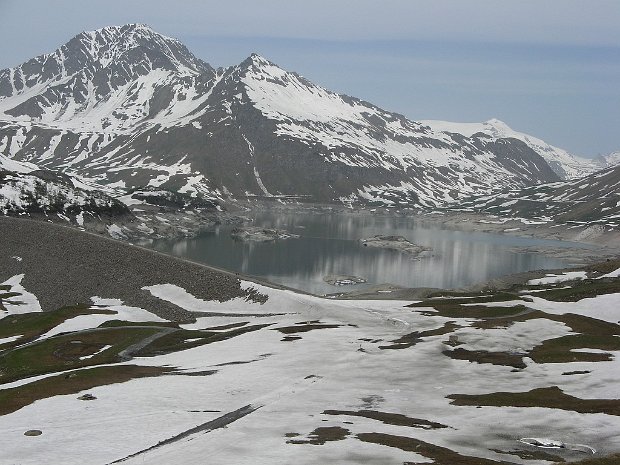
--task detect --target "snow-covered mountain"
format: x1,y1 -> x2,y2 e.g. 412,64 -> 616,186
0,24 -> 212,132
0,24 -> 595,208
420,118 -> 601,180
598,150 -> 620,168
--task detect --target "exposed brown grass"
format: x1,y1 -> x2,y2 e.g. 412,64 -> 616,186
275,323 -> 341,334
448,386 -> 620,416
379,321 -> 460,350
322,409 -> 449,429
555,453 -> 620,465
356,432 -> 509,464
443,348 -> 526,369
287,426 -> 350,445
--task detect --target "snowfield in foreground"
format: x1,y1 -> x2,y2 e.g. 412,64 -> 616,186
1,264 -> 620,465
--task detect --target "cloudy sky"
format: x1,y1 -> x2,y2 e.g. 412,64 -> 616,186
1,0 -> 618,157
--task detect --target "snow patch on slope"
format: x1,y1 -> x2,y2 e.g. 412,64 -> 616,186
0,274 -> 43,317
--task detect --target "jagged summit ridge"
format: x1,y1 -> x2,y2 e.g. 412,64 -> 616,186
0,24 -> 217,132
65,23 -> 210,74
0,24 -> 210,99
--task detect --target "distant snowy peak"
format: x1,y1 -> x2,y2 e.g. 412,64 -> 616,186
421,118 -> 600,180
239,52 -> 438,164
0,23 -> 210,97
70,24 -> 211,76
240,53 -> 419,128
601,151 -> 620,168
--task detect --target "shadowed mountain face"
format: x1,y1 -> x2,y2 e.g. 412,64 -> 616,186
0,24 -> 582,208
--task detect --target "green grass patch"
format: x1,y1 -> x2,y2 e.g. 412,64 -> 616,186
556,313 -> 620,336
556,453 -> 620,465
529,334 -> 620,363
534,279 -> 620,302
0,364 -> 171,416
410,302 -> 528,320
134,324 -> 271,357
0,326 -> 161,384
471,311 -> 620,364
448,386 -> 620,416
490,448 -> 565,462
585,258 -> 620,275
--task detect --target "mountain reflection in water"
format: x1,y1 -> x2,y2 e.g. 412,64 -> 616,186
144,211 -> 579,295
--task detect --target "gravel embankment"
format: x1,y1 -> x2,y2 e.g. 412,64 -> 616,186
0,217 -> 263,322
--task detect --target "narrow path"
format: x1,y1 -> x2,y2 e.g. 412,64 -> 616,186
118,327 -> 177,361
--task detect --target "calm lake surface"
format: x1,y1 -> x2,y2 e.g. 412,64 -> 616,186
144,211 -> 582,295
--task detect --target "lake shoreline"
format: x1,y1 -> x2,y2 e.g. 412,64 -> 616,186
218,201 -> 620,298
4,202 -> 620,302
227,200 -> 620,260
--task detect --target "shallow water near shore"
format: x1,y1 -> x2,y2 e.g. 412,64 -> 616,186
143,211 -> 587,295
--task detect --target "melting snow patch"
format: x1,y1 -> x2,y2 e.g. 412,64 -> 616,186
79,345 -> 112,360
0,274 -> 43,317
495,293 -> 620,324
107,224 -> 127,239
38,297 -> 166,339
0,334 -> 22,345
453,319 -> 572,353
520,438 -> 596,454
520,437 -> 564,449
143,283 -> 261,315
528,271 -> 587,285
599,267 -> 620,279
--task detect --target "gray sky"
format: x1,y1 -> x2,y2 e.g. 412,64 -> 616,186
1,0 -> 618,156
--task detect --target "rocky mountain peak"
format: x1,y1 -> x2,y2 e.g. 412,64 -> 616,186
0,24 -> 212,102
62,23 -> 211,76
237,53 -> 285,77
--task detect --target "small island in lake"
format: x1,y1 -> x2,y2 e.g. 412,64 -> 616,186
323,275 -> 367,286
359,235 -> 432,257
230,226 -> 299,242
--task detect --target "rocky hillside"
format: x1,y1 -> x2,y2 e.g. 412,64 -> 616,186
0,169 -> 129,223
455,163 -> 620,227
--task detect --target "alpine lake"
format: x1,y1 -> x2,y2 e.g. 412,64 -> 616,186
142,210 -> 587,296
